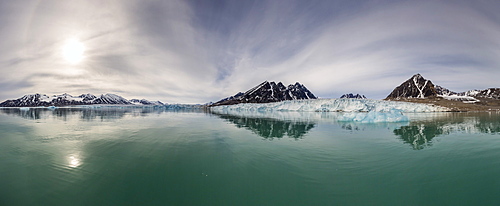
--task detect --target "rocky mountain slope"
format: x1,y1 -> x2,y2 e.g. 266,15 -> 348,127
386,74 -> 438,99
211,81 -> 317,106
387,74 -> 500,101
129,99 -> 165,106
458,88 -> 500,100
434,85 -> 457,96
387,74 -> 500,111
340,93 -> 366,99
0,93 -> 164,107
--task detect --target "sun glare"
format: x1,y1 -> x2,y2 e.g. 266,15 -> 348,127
62,38 -> 85,64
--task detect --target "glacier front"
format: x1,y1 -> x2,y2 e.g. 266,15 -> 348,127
210,98 -> 447,113
210,99 -> 447,123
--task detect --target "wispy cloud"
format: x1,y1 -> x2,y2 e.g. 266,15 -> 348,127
0,0 -> 499,103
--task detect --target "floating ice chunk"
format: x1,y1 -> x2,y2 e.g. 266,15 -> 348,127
336,109 -> 409,123
19,107 -> 30,111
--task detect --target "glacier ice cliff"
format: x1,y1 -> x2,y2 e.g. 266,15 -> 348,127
210,98 -> 446,113
210,99 -> 447,123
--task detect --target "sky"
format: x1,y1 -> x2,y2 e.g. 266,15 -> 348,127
0,0 -> 499,103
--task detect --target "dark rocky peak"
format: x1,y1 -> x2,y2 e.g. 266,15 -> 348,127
287,82 -> 316,99
340,93 -> 367,99
78,94 -> 97,101
20,93 -> 47,101
474,88 -> 500,99
52,93 -> 75,101
434,85 -> 457,96
92,94 -> 131,105
216,92 -> 244,104
211,81 -> 317,106
0,93 -> 51,107
386,74 -> 438,99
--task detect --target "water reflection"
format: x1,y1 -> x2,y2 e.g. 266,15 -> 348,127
213,110 -> 500,147
211,110 -> 409,139
395,113 -> 500,150
215,113 -> 315,139
0,107 -> 204,121
394,124 -> 439,150
2,107 -> 499,149
68,155 -> 81,168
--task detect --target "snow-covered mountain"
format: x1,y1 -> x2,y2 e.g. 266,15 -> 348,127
388,74 -> 499,103
340,93 -> 366,99
130,99 -> 165,106
434,84 -> 500,101
0,93 -> 164,107
434,85 -> 457,96
386,74 -> 438,99
211,81 -> 317,106
458,88 -> 500,99
215,92 -> 244,104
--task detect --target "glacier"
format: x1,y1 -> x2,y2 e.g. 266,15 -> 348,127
438,94 -> 480,103
210,99 -> 447,123
210,98 -> 447,113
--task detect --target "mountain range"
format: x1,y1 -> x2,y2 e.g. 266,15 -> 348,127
209,81 -> 317,106
386,73 -> 500,101
340,93 -> 367,99
0,93 -> 164,107
1,75 -> 498,108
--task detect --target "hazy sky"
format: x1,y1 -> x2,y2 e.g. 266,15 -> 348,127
1,0 -> 499,103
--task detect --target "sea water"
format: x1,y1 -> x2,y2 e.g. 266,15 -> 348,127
1,107 -> 499,205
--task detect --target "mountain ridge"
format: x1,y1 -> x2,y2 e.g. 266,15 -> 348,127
386,73 -> 499,100
386,74 -> 438,99
340,93 -> 367,99
210,81 -> 317,106
0,93 -> 165,107
385,74 -> 500,111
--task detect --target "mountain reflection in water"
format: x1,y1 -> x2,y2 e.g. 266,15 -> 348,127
214,113 -> 315,139
1,108 -> 499,149
395,113 -> 500,150
0,107 -> 203,121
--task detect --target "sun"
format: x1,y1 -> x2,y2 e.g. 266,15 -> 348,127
62,38 -> 85,64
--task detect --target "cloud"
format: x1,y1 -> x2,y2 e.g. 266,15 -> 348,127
213,0 -> 500,99
0,0 -> 499,102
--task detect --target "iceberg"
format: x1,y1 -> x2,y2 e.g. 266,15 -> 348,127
335,109 -> 409,123
210,98 -> 447,113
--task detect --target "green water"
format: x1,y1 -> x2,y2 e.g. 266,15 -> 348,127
1,108 -> 499,205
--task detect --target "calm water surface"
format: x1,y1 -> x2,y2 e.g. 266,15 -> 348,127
1,107 -> 499,205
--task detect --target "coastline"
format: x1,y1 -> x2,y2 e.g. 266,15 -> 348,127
386,97 -> 500,112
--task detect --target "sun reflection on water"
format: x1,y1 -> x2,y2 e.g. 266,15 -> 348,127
68,155 -> 81,168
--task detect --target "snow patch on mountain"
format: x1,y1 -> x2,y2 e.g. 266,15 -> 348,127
130,99 -> 165,106
436,86 -> 500,103
438,95 -> 479,103
435,85 -> 457,96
